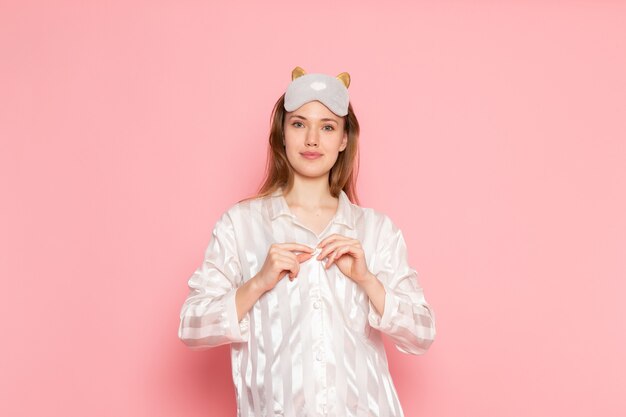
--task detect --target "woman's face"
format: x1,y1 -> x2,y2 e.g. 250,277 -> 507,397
283,100 -> 348,180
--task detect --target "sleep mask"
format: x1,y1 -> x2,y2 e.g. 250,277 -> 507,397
283,66 -> 351,117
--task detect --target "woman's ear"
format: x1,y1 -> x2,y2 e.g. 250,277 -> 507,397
340,132 -> 348,152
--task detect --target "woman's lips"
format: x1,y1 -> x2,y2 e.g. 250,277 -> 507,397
301,152 -> 322,159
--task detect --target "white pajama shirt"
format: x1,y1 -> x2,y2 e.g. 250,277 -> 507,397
178,187 -> 436,417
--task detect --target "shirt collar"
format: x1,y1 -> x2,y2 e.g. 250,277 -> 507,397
268,187 -> 356,230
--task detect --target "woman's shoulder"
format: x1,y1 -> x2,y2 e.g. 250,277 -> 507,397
350,198 -> 400,235
217,192 -> 276,223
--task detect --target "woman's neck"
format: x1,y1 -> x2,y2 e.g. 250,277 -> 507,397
283,175 -> 335,209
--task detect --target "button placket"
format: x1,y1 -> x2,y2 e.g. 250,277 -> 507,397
313,239 -> 329,417
311,246 -> 323,312
307,242 -> 325,373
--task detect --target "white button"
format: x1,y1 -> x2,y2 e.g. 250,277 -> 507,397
322,405 -> 327,414
316,351 -> 323,361
313,300 -> 321,309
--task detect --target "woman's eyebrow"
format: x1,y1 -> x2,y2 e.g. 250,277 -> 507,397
288,115 -> 338,124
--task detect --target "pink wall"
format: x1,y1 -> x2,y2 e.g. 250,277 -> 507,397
1,1 -> 625,416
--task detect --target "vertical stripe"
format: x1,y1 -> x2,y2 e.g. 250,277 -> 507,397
374,342 -> 390,417
388,375 -> 403,416
344,279 -> 358,412
249,298 -> 263,415
295,226 -> 316,413
354,285 -> 369,417
246,306 -> 259,415
254,237 -> 274,415
272,212 -> 292,415
286,218 -> 305,412
316,257 -> 328,412
230,206 -> 252,417
355,332 -> 368,417
231,347 -> 245,417
332,258 -> 347,414
239,346 -> 250,416
366,346 -> 380,416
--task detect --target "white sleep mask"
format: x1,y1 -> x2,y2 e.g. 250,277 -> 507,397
283,66 -> 351,117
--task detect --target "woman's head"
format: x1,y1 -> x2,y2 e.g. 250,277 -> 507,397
251,68 -> 361,204
283,100 -> 348,185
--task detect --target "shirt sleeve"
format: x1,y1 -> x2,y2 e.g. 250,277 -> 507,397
178,211 -> 251,350
367,217 -> 436,355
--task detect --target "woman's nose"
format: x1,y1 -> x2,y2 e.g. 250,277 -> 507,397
305,129 -> 319,146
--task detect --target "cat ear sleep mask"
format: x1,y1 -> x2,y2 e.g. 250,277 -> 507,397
283,66 -> 351,117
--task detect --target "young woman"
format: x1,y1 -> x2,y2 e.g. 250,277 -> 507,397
178,66 -> 436,417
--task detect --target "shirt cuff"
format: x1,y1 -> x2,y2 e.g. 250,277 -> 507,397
367,279 -> 398,331
225,286 -> 251,343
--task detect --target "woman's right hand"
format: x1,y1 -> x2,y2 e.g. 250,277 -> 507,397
254,243 -> 314,293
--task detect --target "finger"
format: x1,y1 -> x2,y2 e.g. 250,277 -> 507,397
274,243 -> 315,253
318,238 -> 357,260
318,237 -> 359,254
317,234 -> 345,249
296,252 -> 313,263
325,245 -> 355,269
274,255 -> 298,278
279,255 -> 301,279
288,258 -> 300,281
278,249 -> 312,262
317,238 -> 349,259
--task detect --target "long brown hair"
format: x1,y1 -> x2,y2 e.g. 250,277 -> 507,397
239,93 -> 361,205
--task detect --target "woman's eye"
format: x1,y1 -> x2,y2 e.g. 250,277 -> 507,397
291,122 -> 334,130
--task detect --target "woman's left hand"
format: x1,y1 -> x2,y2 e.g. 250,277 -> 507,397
316,234 -> 373,286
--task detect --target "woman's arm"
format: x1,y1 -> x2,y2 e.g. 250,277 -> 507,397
235,275 -> 266,322
360,271 -> 386,317
178,212 -> 252,350
366,217 -> 437,355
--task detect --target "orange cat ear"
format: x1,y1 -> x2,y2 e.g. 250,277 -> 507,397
291,66 -> 307,80
336,72 -> 350,88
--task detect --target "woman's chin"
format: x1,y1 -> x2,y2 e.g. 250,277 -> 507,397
293,167 -> 331,179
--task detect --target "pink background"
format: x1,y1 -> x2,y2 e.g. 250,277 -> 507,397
1,1 -> 625,416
